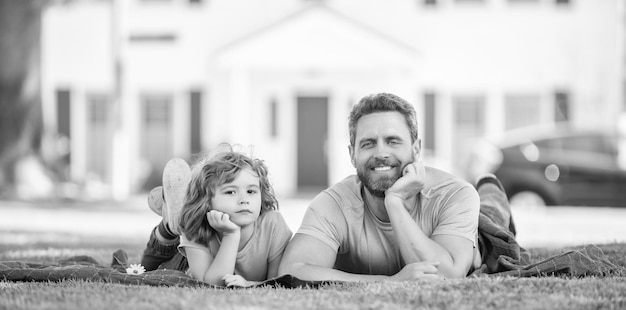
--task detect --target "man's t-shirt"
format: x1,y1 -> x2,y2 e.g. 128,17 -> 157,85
296,167 -> 480,276
178,210 -> 293,281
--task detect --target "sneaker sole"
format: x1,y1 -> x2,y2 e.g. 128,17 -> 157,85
147,186 -> 164,216
162,158 -> 191,235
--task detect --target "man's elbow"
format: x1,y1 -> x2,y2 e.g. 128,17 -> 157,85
278,260 -> 303,277
440,261 -> 471,279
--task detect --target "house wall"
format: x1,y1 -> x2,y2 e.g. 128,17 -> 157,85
40,0 -> 624,199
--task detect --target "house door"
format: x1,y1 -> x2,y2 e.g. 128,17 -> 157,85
297,96 -> 328,193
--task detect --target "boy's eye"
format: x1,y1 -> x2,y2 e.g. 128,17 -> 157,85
224,190 -> 235,195
247,190 -> 258,194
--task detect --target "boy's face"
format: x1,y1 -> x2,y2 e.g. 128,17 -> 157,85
210,167 -> 262,228
349,111 -> 419,197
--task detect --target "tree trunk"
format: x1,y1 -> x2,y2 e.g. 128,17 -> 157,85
0,0 -> 44,198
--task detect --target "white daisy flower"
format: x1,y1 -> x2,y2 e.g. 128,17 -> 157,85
125,264 -> 146,275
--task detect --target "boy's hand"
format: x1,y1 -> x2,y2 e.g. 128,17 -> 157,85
207,210 -> 240,235
385,160 -> 426,203
222,274 -> 254,287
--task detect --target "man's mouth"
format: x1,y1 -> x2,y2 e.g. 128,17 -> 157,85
373,166 -> 393,171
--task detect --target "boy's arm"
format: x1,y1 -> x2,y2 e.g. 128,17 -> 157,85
184,231 -> 240,286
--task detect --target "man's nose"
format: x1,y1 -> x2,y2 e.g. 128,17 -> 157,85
374,143 -> 391,159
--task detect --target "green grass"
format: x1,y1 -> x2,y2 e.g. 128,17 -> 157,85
1,230 -> 626,310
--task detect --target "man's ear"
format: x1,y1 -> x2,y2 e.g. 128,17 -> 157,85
413,139 -> 422,161
348,145 -> 356,167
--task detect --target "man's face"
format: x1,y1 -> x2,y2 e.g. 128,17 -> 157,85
349,111 -> 419,197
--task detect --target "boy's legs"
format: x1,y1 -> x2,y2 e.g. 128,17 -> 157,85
140,158 -> 191,271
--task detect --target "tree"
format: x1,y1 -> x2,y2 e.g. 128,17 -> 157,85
0,0 -> 48,198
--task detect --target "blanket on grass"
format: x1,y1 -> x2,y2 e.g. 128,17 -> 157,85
0,243 -> 622,288
471,212 -> 623,277
1,209 -> 623,287
0,250 -> 329,288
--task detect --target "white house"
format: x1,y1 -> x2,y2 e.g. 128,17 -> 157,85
40,0 -> 625,199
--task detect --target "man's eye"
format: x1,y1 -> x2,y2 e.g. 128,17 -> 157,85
361,142 -> 373,149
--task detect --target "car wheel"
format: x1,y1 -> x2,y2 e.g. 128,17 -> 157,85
509,191 -> 547,211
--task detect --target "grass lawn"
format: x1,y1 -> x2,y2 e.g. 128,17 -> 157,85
1,230 -> 625,310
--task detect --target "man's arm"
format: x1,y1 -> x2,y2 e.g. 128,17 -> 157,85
384,162 -> 477,278
385,194 -> 474,278
278,233 -> 440,282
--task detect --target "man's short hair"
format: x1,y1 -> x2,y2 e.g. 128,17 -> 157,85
348,93 -> 419,147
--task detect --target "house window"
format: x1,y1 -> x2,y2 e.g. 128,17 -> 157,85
129,34 -> 177,43
190,90 -> 202,153
423,92 -> 436,151
505,94 -> 541,130
554,90 -> 570,122
455,0 -> 484,4
88,94 -> 110,126
508,0 -> 539,3
142,94 -> 171,127
453,95 -> 485,169
56,89 -> 71,139
270,98 -> 278,138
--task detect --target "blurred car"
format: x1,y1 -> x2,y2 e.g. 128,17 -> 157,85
466,125 -> 626,207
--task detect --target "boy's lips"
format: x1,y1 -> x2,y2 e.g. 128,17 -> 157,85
236,209 -> 253,214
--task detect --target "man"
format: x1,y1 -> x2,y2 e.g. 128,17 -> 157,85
278,93 -> 516,281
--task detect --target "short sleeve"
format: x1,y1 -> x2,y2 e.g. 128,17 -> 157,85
264,211 -> 294,262
431,184 -> 480,244
296,192 -> 348,252
178,234 -> 211,257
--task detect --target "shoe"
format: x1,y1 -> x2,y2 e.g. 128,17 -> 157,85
162,158 -> 191,235
475,173 -> 505,193
147,186 -> 164,216
475,173 -> 517,236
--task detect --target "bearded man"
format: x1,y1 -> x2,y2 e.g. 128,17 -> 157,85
279,93 -> 514,281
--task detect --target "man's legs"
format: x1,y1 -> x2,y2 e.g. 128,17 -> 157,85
140,158 -> 191,271
475,174 -> 516,235
474,173 -> 530,273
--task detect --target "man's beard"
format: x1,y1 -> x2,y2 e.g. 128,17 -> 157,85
356,160 -> 403,198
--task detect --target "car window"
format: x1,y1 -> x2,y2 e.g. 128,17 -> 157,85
535,134 -> 615,156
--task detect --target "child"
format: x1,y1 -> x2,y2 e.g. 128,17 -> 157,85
140,146 -> 293,287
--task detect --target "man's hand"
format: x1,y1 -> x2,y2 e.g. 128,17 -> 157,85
385,160 -> 426,204
390,261 -> 442,281
207,210 -> 240,235
222,274 -> 255,287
